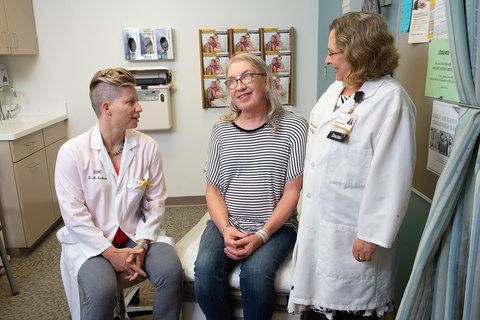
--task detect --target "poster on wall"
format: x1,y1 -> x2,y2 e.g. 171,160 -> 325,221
427,100 -> 460,175
123,27 -> 174,60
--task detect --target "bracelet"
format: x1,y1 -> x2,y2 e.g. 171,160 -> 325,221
221,224 -> 231,235
256,228 -> 270,244
136,241 -> 149,252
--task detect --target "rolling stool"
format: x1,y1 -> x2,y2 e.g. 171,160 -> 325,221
0,225 -> 19,295
114,273 -> 153,320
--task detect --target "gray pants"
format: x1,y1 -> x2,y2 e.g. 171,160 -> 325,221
78,240 -> 183,320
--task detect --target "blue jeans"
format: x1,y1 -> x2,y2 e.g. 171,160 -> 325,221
194,220 -> 296,320
78,240 -> 183,320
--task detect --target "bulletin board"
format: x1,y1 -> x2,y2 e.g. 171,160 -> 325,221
394,3 -> 439,201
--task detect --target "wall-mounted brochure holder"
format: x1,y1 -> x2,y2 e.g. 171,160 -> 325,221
123,28 -> 174,61
199,27 -> 294,109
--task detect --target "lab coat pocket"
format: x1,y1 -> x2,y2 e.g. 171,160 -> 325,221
316,222 -> 375,281
126,177 -> 145,205
327,145 -> 372,187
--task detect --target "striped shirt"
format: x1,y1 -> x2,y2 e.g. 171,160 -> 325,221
205,111 -> 308,233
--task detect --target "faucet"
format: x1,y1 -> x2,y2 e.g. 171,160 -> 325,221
0,85 -> 17,120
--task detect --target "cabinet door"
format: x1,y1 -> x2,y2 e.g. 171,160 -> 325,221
45,137 -> 67,220
0,0 -> 9,54
13,149 -> 55,247
4,0 -> 37,54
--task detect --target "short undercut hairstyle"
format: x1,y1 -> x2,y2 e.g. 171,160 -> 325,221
89,68 -> 136,118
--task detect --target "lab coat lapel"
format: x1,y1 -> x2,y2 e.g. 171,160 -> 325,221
357,77 -> 387,101
314,82 -> 345,129
314,77 -> 388,130
91,124 -> 117,177
117,130 -> 137,181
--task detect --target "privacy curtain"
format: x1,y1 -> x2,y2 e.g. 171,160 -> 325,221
397,0 -> 480,319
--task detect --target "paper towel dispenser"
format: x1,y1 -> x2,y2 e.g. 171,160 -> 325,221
128,67 -> 172,130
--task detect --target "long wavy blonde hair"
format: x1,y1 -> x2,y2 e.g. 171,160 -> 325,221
221,53 -> 285,133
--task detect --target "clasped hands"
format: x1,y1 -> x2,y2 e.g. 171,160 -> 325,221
222,227 -> 263,261
102,245 -> 147,281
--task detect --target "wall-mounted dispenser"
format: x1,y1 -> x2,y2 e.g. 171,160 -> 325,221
0,64 -> 10,86
128,66 -> 173,130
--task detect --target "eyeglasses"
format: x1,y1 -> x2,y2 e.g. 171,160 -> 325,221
225,73 -> 265,89
327,51 -> 342,57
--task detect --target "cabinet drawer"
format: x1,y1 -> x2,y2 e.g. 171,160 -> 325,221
10,130 -> 45,162
43,121 -> 66,146
13,149 -> 55,247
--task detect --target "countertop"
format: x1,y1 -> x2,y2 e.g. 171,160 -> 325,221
0,102 -> 68,140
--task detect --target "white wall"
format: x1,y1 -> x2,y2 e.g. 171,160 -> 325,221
0,0 -> 319,197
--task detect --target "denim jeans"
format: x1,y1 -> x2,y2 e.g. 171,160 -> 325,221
78,240 -> 183,320
194,220 -> 296,320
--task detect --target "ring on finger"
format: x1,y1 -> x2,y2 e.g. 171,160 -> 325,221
359,258 -> 366,262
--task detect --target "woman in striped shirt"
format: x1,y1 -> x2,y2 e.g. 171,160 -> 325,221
194,53 -> 308,320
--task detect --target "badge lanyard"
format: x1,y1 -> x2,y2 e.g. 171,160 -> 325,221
327,91 -> 365,143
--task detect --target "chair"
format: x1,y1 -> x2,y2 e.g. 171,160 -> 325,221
0,225 -> 19,295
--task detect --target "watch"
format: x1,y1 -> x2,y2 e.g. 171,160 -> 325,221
137,241 -> 149,252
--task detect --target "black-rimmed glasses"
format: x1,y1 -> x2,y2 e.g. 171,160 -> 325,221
225,73 -> 265,89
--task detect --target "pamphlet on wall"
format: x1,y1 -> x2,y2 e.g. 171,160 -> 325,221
427,100 -> 460,175
408,0 -> 431,43
425,38 -> 459,102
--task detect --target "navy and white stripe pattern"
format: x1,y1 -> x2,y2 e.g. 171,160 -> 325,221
334,94 -> 350,112
205,111 -> 308,233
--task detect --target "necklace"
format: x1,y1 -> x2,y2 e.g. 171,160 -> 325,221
108,142 -> 124,156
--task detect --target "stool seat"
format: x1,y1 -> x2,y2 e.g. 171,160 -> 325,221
114,273 -> 153,320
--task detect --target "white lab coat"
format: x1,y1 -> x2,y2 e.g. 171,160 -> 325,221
55,124 -> 174,318
288,76 -> 416,313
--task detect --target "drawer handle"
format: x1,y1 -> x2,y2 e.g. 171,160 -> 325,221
25,141 -> 36,147
28,162 -> 40,168
3,31 -> 11,48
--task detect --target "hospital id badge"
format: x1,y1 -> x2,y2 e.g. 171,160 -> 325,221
326,112 -> 358,143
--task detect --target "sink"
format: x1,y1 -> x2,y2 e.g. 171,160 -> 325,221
0,103 -> 68,141
0,114 -> 52,124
